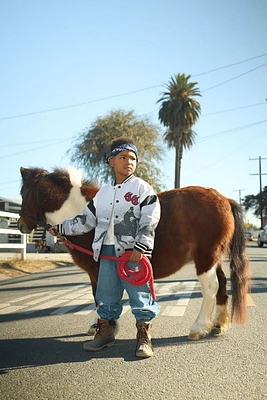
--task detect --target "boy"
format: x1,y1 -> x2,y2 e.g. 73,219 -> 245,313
50,138 -> 161,357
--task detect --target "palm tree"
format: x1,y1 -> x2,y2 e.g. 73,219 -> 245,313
157,73 -> 201,188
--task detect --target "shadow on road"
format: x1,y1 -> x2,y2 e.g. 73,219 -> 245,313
0,331 -> 223,372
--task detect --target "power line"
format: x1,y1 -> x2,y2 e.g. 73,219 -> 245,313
202,101 -> 267,117
1,118 -> 267,155
2,122 -> 267,187
1,122 -> 267,189
0,180 -> 20,186
0,85 -> 161,122
202,62 -> 267,93
137,100 -> 267,120
193,52 -> 267,77
198,119 -> 267,142
2,100 -> 266,148
1,53 -> 267,122
1,137 -> 72,148
192,128 -> 267,176
1,114 -> 267,154
0,138 -> 73,160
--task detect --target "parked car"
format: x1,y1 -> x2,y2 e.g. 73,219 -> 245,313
257,226 -> 267,247
244,230 -> 253,241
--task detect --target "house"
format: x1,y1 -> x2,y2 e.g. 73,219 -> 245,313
0,196 -> 45,250
0,196 -> 21,213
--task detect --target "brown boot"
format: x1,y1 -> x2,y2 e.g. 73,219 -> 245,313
83,318 -> 116,352
136,322 -> 154,358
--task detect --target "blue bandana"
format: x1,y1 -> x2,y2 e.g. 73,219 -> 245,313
105,143 -> 138,164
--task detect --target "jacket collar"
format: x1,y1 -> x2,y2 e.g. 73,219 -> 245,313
114,174 -> 135,186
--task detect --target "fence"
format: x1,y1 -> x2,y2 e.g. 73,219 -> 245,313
0,211 -> 27,260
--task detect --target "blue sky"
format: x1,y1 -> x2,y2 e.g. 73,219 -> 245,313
1,0 -> 267,226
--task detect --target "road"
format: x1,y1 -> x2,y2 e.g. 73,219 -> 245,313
0,242 -> 266,400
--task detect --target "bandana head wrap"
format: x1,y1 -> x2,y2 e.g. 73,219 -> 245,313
105,143 -> 138,164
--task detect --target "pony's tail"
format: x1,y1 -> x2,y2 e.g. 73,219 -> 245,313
228,199 -> 250,324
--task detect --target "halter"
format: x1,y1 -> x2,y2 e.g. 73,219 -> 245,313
19,174 -> 52,231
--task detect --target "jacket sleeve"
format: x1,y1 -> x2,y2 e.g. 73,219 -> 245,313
58,199 -> 97,236
134,187 -> 161,253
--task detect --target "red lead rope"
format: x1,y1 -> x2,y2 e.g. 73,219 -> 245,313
64,240 -> 156,300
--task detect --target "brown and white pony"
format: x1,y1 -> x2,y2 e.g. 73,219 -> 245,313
18,166 -> 250,340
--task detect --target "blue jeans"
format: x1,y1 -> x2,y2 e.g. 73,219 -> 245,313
95,245 -> 160,322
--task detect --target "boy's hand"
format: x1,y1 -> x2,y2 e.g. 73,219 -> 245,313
129,249 -> 142,263
49,225 -> 58,236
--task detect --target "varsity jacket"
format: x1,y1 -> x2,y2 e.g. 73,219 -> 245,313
59,175 -> 161,261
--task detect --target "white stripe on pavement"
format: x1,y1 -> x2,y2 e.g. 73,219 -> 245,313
0,281 -> 202,317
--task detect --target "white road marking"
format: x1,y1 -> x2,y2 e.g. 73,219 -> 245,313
121,301 -> 131,315
74,303 -> 96,315
26,293 -> 61,305
0,305 -> 29,315
0,303 -> 13,310
24,299 -> 70,313
162,306 -> 186,317
0,281 -> 204,317
0,281 -> 256,318
161,282 -> 196,317
8,292 -> 51,303
247,294 -> 256,306
51,299 -> 91,315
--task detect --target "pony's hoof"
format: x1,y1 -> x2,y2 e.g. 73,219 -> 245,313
188,331 -> 202,341
212,323 -> 231,335
213,325 -> 223,335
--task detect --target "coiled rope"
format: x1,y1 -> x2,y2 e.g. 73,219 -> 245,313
64,240 -> 156,300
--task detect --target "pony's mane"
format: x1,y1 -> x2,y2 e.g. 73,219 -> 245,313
51,166 -> 99,191
21,167 -> 49,189
39,166 -> 99,224
21,166 -> 99,204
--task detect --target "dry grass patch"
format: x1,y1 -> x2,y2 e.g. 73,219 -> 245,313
0,260 -> 72,278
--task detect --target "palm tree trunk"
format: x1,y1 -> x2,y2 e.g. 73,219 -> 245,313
175,145 -> 181,188
174,131 -> 184,188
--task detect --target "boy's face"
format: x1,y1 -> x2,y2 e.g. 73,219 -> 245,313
109,150 -> 137,183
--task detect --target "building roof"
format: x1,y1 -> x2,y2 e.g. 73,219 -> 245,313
0,197 -> 21,205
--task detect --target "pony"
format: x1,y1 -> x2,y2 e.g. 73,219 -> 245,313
18,166 -> 250,340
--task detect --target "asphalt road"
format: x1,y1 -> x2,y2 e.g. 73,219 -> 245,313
0,242 -> 266,400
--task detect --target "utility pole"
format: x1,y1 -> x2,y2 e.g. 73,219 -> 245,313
234,189 -> 246,205
250,156 -> 267,228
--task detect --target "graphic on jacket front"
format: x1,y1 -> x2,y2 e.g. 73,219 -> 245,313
114,206 -> 138,245
72,214 -> 86,226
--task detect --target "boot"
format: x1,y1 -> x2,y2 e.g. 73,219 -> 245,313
83,318 -> 116,352
135,321 -> 154,358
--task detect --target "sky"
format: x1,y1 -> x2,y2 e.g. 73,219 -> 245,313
1,0 -> 267,227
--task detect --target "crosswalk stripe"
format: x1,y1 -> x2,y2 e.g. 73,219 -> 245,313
162,306 -> 186,316
3,280 -> 248,318
121,301 -> 131,315
0,305 -> 29,315
74,303 -> 96,315
247,294 -> 256,306
176,296 -> 190,306
26,293 -> 61,305
0,303 -> 12,310
24,299 -> 69,314
8,292 -> 51,304
161,282 -> 196,317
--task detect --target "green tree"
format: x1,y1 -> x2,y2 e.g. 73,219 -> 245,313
157,73 -> 201,188
242,186 -> 267,224
68,109 -> 164,192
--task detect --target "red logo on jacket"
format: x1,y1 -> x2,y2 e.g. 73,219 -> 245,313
124,192 -> 139,205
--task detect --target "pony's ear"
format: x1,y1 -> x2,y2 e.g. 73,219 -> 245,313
20,167 -> 31,180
